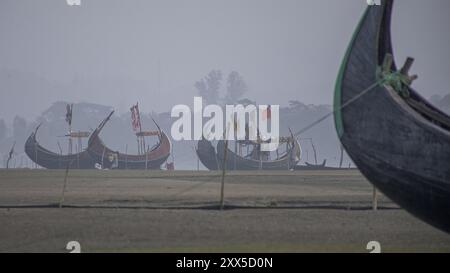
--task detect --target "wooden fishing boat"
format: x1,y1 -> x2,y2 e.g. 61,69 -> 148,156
334,0 -> 450,232
24,125 -> 96,169
87,111 -> 171,169
295,160 -> 331,171
215,138 -> 301,171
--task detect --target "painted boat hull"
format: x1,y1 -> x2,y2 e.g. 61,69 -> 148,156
87,112 -> 171,170
216,140 -> 301,171
24,127 -> 95,169
334,0 -> 450,232
196,138 -> 219,171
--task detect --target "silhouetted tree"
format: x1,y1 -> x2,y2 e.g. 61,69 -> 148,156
288,100 -> 306,109
13,116 -> 27,140
237,98 -> 255,106
429,94 -> 442,106
195,70 -> 222,105
439,94 -> 450,107
224,71 -> 247,104
432,94 -> 450,115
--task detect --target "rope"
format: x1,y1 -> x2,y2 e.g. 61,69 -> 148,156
168,80 -> 383,197
294,81 -> 381,137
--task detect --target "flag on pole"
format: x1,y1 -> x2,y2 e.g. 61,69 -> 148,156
130,103 -> 142,132
65,104 -> 73,126
262,105 -> 271,121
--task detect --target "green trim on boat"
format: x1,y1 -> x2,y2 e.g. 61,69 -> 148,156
333,7 -> 371,138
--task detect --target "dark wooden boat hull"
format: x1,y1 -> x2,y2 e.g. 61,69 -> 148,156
294,160 -> 345,171
216,140 -> 301,171
196,139 -> 219,171
334,0 -> 450,232
24,127 -> 95,169
87,112 -> 171,170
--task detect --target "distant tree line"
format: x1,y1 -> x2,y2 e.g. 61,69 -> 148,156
195,70 -> 248,105
0,116 -> 28,143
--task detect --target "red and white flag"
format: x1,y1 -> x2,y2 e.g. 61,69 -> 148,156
262,105 -> 271,121
65,104 -> 73,126
130,103 -> 142,132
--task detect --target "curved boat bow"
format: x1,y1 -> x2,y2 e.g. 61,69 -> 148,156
216,137 -> 301,171
24,124 -> 95,169
335,0 -> 450,232
87,111 -> 171,169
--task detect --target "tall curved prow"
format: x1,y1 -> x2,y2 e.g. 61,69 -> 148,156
25,123 -> 95,169
87,111 -> 171,169
334,0 -> 450,232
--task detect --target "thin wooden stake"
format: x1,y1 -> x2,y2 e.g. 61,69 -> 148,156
220,140 -> 229,210
101,146 -> 106,168
234,141 -> 237,170
59,161 -> 72,208
125,144 -> 128,169
372,186 -> 378,211
35,141 -> 38,169
145,147 -> 148,170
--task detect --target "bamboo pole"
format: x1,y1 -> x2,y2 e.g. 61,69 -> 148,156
57,141 -> 62,169
310,139 -> 318,165
136,137 -> 139,155
287,144 -> 290,170
35,141 -> 38,169
259,144 -> 263,170
145,148 -> 148,170
372,186 -> 378,211
59,161 -> 72,208
101,146 -> 106,168
220,140 -> 229,210
76,144 -> 79,168
125,144 -> 128,169
191,145 -> 199,171
234,141 -> 237,170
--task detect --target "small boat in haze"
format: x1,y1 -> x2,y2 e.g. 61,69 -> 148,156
87,111 -> 171,170
24,125 -> 95,169
197,136 -> 301,171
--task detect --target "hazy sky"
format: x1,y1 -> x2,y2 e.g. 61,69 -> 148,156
1,0 -> 450,121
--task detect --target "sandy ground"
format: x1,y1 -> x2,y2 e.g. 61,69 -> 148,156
0,169 -> 449,253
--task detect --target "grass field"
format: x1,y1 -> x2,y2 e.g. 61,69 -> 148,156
0,169 -> 449,253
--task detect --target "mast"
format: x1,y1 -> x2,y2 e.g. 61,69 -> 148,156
66,104 -> 73,155
131,102 -> 145,155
